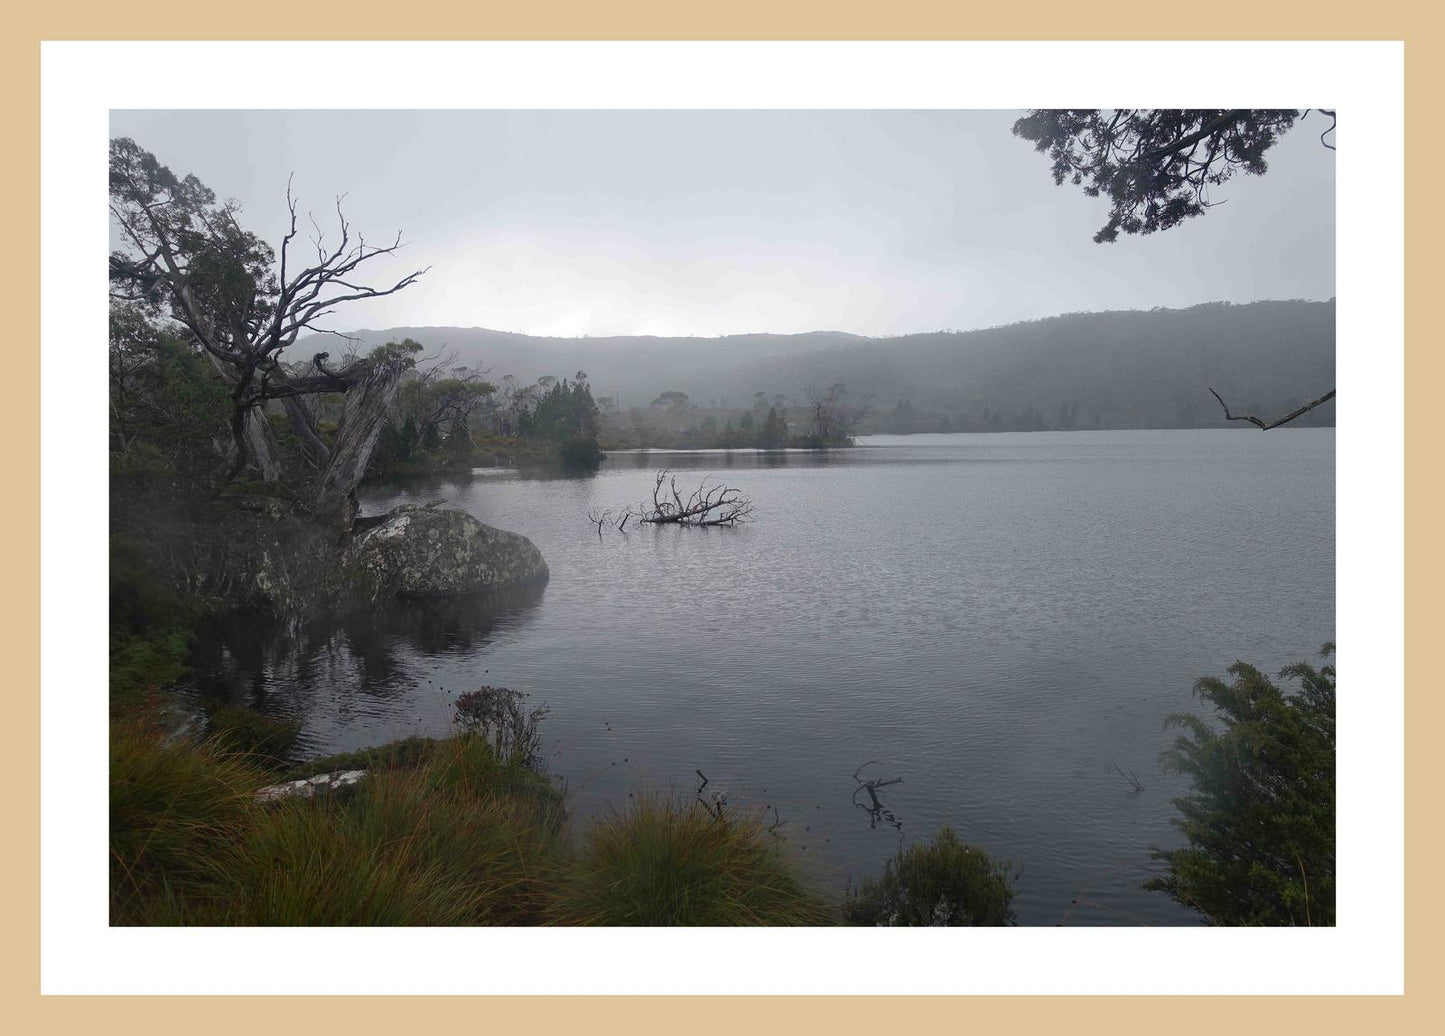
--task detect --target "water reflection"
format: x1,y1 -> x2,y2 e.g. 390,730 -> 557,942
187,585 -> 547,747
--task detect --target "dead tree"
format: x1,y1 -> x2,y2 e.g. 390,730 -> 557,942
108,138 -> 427,514
802,382 -> 869,445
586,508 -> 617,539
631,471 -> 755,527
1207,386 -> 1337,430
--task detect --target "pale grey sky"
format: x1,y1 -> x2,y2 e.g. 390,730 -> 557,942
109,110 -> 1335,338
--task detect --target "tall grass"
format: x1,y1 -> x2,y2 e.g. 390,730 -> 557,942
551,796 -> 835,926
109,721 -> 269,925
113,727 -> 843,926
112,730 -> 569,925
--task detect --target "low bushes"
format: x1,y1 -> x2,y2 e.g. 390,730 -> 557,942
844,826 -> 1017,926
206,704 -> 302,768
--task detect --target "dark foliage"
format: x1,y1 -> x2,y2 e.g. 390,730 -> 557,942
517,378 -> 604,468
452,686 -> 550,772
1013,109 -> 1308,242
757,406 -> 789,449
844,826 -> 1017,926
206,704 -> 302,769
109,534 -> 200,712
109,303 -> 232,496
1146,645 -> 1335,925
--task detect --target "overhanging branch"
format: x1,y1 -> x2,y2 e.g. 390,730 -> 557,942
1207,386 -> 1337,430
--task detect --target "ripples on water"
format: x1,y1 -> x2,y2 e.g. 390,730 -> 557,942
190,429 -> 1335,925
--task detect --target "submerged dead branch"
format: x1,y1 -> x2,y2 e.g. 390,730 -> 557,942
634,470 -> 755,527
1110,762 -> 1145,794
586,508 -> 615,539
588,470 -> 755,536
852,761 -> 904,832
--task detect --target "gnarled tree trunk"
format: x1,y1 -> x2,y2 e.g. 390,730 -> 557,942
280,393 -> 332,468
313,356 -> 409,520
243,408 -> 282,482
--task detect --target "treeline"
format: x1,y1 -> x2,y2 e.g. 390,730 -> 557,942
602,403 -> 795,450
867,398 -> 1088,434
357,356 -> 605,480
598,383 -> 865,450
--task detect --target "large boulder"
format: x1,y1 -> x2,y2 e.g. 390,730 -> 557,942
343,505 -> 549,600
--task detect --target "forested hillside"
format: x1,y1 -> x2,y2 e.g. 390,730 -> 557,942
302,299 -> 1334,431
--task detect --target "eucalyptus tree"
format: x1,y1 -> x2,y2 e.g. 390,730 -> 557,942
108,138 -> 428,514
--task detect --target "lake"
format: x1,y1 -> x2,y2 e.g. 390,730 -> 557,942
191,429 -> 1335,925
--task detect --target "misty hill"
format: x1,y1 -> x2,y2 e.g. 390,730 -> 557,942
298,300 -> 1335,430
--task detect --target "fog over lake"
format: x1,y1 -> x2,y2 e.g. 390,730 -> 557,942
192,428 -> 1334,925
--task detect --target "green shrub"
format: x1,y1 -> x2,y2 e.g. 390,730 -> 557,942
1145,645 -> 1335,925
109,628 -> 192,713
109,533 -> 197,713
206,704 -> 302,769
452,686 -> 549,771
281,735 -> 441,780
844,827 -> 1017,926
553,797 -> 834,926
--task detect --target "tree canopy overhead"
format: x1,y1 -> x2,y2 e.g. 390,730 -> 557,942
1012,109 -> 1326,243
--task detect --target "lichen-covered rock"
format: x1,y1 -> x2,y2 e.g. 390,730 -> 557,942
342,505 -> 549,600
256,770 -> 367,803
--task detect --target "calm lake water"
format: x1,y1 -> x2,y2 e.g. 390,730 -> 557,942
192,429 -> 1335,925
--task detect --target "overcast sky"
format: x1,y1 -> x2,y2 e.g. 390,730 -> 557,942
110,110 -> 1335,339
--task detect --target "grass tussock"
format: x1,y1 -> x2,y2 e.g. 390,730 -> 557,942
110,721 -> 270,925
551,796 -> 835,926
